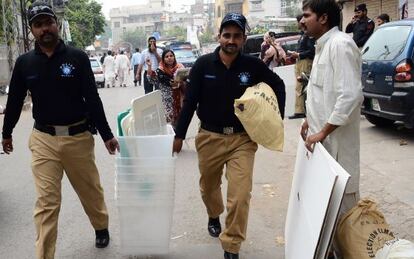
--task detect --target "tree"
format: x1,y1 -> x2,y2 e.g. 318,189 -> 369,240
250,25 -> 267,35
121,28 -> 147,50
0,0 -> 15,44
285,0 -> 302,18
199,27 -> 215,44
163,26 -> 186,41
64,0 -> 105,49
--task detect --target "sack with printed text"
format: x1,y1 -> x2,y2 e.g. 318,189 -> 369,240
234,82 -> 284,151
336,199 -> 396,259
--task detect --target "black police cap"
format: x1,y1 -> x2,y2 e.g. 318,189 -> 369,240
27,1 -> 57,25
220,13 -> 250,33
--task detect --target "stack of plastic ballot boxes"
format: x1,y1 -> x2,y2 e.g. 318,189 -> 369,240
116,91 -> 175,255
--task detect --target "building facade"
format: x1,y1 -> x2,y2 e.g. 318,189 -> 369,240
109,0 -> 171,45
341,0 -> 414,29
214,0 -> 249,32
246,0 -> 282,27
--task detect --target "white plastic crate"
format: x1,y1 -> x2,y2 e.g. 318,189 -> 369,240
115,163 -> 175,174
115,184 -> 174,200
117,203 -> 174,255
115,171 -> 174,183
115,178 -> 174,191
117,124 -> 175,158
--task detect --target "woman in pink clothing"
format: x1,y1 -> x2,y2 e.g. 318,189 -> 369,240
260,31 -> 286,69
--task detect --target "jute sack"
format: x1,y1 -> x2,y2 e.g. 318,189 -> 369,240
336,199 -> 396,259
234,82 -> 284,151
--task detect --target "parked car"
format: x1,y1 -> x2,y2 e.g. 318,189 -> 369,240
89,58 -> 105,88
360,19 -> 414,128
243,32 -> 301,59
165,41 -> 198,68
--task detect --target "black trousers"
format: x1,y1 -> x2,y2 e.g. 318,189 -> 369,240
133,65 -> 141,86
143,71 -> 159,94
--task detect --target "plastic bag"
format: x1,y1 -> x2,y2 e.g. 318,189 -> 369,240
376,239 -> 414,259
234,82 -> 284,151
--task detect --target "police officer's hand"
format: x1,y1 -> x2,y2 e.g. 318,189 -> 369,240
1,138 -> 13,154
173,137 -> 183,154
104,137 -> 120,155
351,16 -> 359,23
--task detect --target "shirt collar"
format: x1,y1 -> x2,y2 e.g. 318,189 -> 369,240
213,46 -> 242,66
34,39 -> 66,56
316,26 -> 338,51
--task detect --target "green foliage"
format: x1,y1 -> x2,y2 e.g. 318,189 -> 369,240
0,1 -> 3,43
285,0 -> 302,18
65,0 -> 106,49
0,0 -> 17,45
163,26 -> 186,41
250,25 -> 267,35
199,28 -> 215,44
284,22 -> 300,32
121,28 -> 147,50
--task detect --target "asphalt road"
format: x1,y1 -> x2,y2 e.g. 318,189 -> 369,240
1,79 -> 414,259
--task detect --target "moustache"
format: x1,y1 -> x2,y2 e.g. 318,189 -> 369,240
40,32 -> 55,38
225,44 -> 237,48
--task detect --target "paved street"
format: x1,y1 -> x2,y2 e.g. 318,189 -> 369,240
1,78 -> 414,259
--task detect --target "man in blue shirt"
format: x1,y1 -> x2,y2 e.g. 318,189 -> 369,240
130,47 -> 142,86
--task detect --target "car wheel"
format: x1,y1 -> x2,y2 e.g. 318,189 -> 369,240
365,114 -> 395,127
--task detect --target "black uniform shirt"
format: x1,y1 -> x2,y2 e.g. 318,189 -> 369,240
2,40 -> 114,141
175,47 -> 286,139
345,17 -> 375,47
297,31 -> 316,60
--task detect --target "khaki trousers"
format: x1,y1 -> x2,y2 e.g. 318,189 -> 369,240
195,129 -> 258,254
29,129 -> 108,259
294,58 -> 313,114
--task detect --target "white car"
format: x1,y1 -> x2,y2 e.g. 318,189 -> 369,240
89,58 -> 105,88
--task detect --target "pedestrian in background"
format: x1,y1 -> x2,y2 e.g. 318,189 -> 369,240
1,1 -> 119,258
137,36 -> 163,94
300,0 -> 363,257
131,47 -> 142,86
115,50 -> 130,87
146,49 -> 185,128
100,52 -> 106,64
345,3 -> 375,48
288,14 -> 315,119
260,31 -> 286,69
173,13 -> 285,259
103,50 -> 116,88
376,13 -> 390,27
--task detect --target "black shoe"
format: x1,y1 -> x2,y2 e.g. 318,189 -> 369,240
224,251 -> 239,259
95,228 -> 110,248
207,217 -> 221,238
288,113 -> 306,119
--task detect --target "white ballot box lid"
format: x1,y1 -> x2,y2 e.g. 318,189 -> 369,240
285,138 -> 350,259
131,90 -> 167,136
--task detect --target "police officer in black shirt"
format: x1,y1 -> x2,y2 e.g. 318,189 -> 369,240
345,3 -> 375,48
172,13 -> 285,259
1,1 -> 119,258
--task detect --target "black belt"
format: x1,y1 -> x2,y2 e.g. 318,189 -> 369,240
200,122 -> 245,135
34,121 -> 89,136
